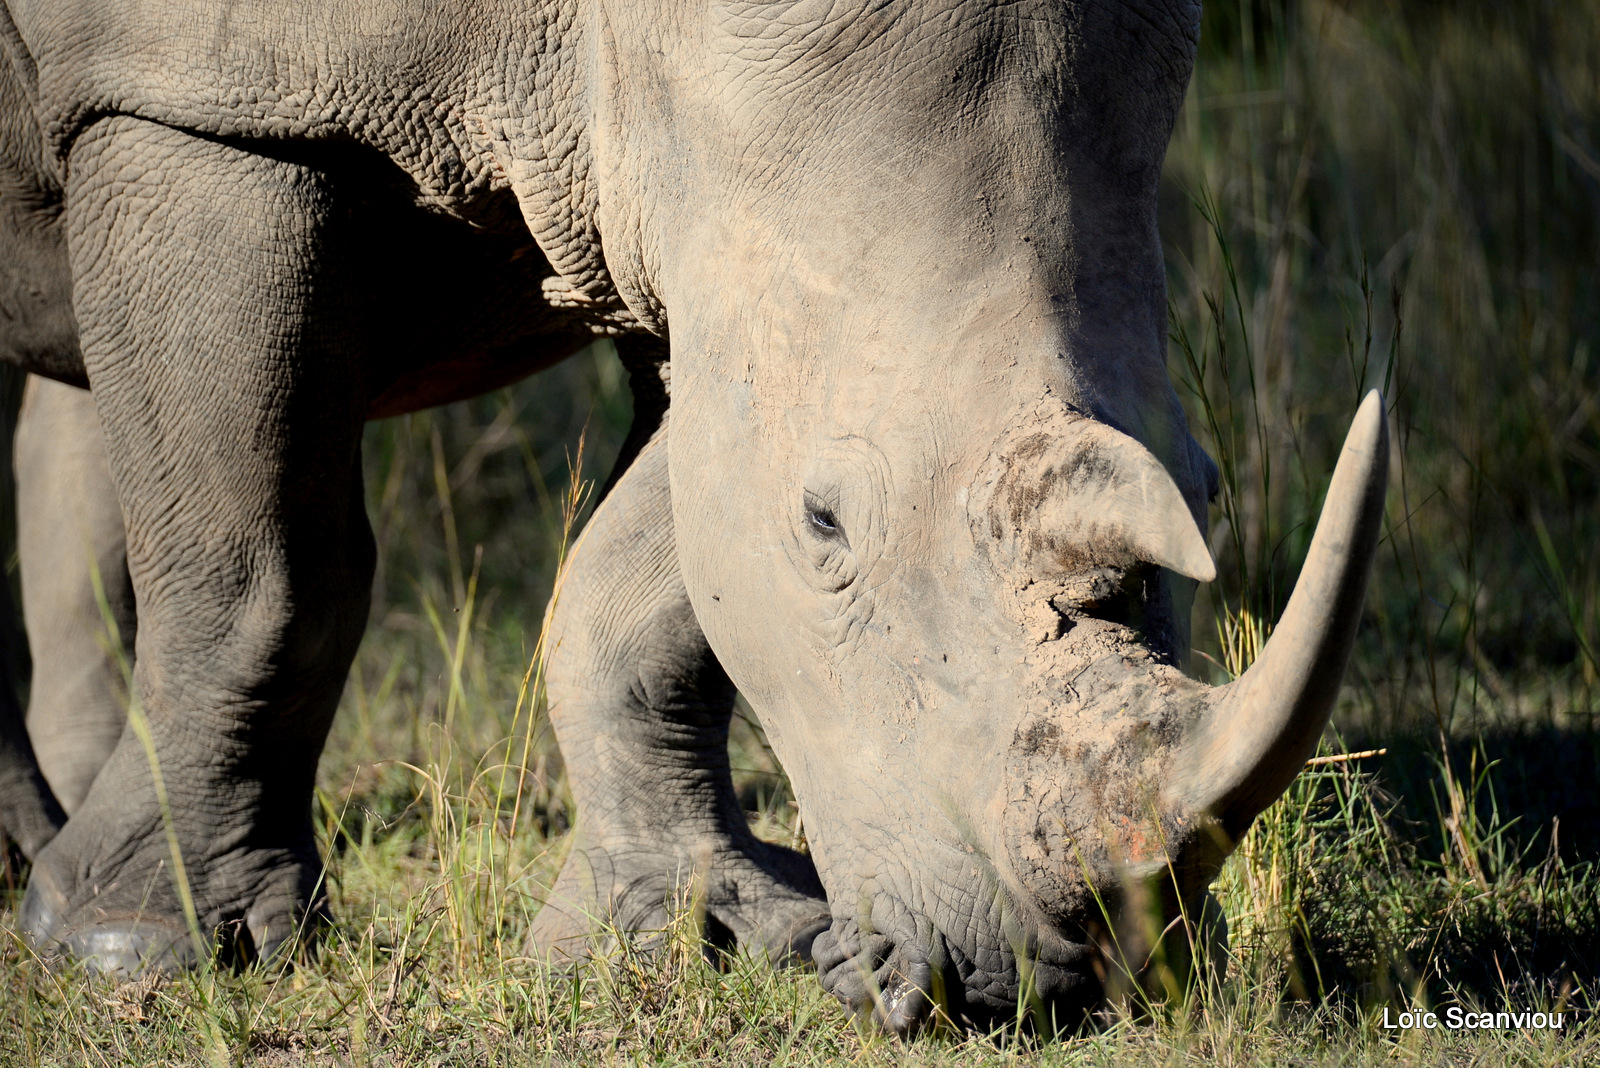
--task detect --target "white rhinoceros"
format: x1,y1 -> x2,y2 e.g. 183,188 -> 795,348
0,0 -> 1387,1031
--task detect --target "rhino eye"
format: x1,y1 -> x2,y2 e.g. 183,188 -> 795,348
803,492 -> 846,543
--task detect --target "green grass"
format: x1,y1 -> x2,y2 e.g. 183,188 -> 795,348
4,0 -> 1600,1062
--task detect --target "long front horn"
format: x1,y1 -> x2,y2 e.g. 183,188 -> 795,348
1172,390 -> 1389,838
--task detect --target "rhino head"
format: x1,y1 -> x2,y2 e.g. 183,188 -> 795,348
581,0 -> 1389,1030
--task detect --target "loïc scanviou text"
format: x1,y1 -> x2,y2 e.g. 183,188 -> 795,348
1381,1007 -> 1566,1031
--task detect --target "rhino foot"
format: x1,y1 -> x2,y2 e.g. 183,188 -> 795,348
526,835 -> 830,968
20,836 -> 324,976
19,863 -> 199,973
17,743 -> 326,977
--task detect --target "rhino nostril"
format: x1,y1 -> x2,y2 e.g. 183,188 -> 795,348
874,958 -> 936,1037
814,927 -> 889,1004
816,926 -> 944,1035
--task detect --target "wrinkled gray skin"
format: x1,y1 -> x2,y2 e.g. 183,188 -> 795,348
0,0 -> 1390,1033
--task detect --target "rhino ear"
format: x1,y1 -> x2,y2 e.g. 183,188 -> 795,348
985,415 -> 1216,582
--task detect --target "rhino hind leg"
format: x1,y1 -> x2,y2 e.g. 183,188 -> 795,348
16,375 -> 135,813
529,417 -> 830,966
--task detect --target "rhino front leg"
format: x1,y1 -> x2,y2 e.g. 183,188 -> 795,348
16,374 -> 136,812
19,117 -> 373,971
530,415 -> 830,965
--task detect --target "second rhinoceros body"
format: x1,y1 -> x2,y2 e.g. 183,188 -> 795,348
0,0 -> 1387,1032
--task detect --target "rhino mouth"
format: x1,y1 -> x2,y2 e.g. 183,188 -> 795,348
810,905 -> 1107,1036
